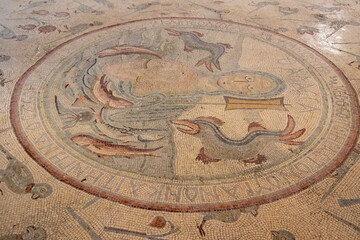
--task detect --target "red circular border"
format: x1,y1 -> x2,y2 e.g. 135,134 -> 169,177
10,17 -> 359,212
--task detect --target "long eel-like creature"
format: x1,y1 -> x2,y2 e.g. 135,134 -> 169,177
171,115 -> 305,164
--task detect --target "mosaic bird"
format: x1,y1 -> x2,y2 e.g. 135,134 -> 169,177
0,144 -> 52,199
171,115 -> 305,164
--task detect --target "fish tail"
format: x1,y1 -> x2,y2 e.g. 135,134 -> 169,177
279,128 -> 306,141
279,115 -> 306,145
281,115 -> 295,136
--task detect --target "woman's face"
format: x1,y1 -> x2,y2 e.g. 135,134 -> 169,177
216,72 -> 276,94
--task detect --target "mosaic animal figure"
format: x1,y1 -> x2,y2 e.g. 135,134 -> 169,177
271,230 -> 296,240
0,226 -> 47,240
197,206 -> 258,237
71,45 -> 161,109
0,144 -> 52,199
166,28 -> 231,72
55,96 -> 95,129
171,115 -> 305,164
71,135 -> 163,158
94,120 -> 167,143
92,75 -> 134,108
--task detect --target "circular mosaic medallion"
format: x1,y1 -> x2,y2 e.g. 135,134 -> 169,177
11,18 -> 359,211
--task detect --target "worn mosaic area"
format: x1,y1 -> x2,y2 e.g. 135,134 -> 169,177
1,1 -> 360,239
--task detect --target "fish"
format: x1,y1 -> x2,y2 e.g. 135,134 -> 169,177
171,115 -> 305,164
94,121 -> 167,142
71,135 -> 163,158
93,75 -> 133,108
98,45 -> 162,58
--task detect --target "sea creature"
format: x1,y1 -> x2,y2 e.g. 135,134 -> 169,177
71,135 -> 163,158
91,0 -> 114,9
305,4 -> 340,12
0,144 -> 52,199
190,1 -> 230,19
53,12 -> 70,18
297,26 -> 319,35
94,120 -> 167,142
171,115 -> 305,164
327,21 -> 349,38
64,22 -> 103,35
0,24 -> 27,41
278,6 -> 298,15
48,22 -> 103,44
248,1 -> 279,14
0,69 -> 12,87
149,216 -> 167,229
166,28 -> 231,72
60,110 -> 94,128
128,2 -> 160,11
93,75 -> 133,108
55,96 -> 95,128
271,230 -> 295,240
197,206 -> 258,237
0,55 -> 10,62
0,226 -> 47,240
32,10 -> 50,15
76,3 -> 104,15
38,25 -> 57,34
98,45 -> 161,58
63,56 -> 98,107
18,24 -> 37,30
19,0 -> 55,10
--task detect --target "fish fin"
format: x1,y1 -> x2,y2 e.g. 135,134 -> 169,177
196,147 -> 221,164
196,116 -> 224,126
191,31 -> 204,37
165,28 -> 181,36
92,143 -> 103,149
195,59 -> 204,67
197,222 -> 206,237
281,115 -> 295,136
279,128 -> 305,141
95,107 -> 104,123
213,60 -> 221,71
243,154 -> 267,165
218,42 -> 232,49
184,45 -> 193,52
281,140 -> 304,145
205,60 -> 213,72
72,95 -> 94,107
248,122 -> 266,132
72,97 -> 82,106
195,58 -> 213,72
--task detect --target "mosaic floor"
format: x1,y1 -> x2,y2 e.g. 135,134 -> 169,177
0,1 -> 360,239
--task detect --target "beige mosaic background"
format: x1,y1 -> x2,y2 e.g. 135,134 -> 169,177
0,0 -> 359,239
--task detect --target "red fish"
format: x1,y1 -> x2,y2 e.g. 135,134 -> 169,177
71,135 -> 162,158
